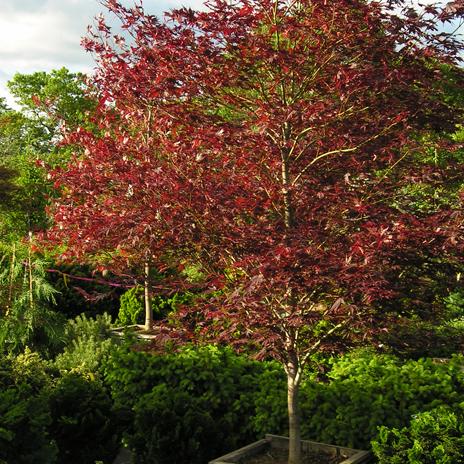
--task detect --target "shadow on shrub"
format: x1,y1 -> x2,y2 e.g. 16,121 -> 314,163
0,354 -> 57,464
48,373 -> 120,464
131,385 -> 220,464
104,344 -> 284,464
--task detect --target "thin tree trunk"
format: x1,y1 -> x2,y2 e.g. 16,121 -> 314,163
6,242 -> 16,315
287,360 -> 301,464
281,125 -> 301,464
28,232 -> 34,311
281,148 -> 294,229
144,262 -> 153,331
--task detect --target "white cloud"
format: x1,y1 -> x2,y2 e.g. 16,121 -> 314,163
0,0 -> 97,71
0,0 -> 204,106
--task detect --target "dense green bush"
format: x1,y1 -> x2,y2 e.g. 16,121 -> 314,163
298,350 -> 464,449
5,340 -> 464,464
54,313 -> 115,375
250,350 -> 464,448
118,287 -> 195,325
0,353 -> 57,464
250,365 -> 287,437
103,346 -> 464,460
444,290 -> 464,319
372,406 -> 464,463
104,344 -> 282,463
118,286 -> 144,325
63,312 -> 113,342
48,373 -> 120,464
131,385 -> 219,464
0,348 -> 121,464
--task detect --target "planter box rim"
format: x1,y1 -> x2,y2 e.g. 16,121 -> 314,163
209,434 -> 372,464
265,434 -> 366,454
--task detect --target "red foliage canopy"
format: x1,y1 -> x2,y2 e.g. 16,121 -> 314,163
47,0 -> 464,362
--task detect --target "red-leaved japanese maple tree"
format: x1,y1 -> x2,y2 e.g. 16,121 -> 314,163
47,1 -> 464,462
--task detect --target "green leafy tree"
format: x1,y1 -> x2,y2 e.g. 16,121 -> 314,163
0,69 -> 95,240
0,71 -> 100,351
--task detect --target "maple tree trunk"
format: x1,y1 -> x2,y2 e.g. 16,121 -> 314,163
281,146 -> 294,228
144,262 -> 153,331
287,360 -> 301,464
282,132 -> 300,464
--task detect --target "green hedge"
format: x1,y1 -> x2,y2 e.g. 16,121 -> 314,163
299,350 -> 464,449
248,350 -> 464,449
3,343 -> 464,463
103,344 -> 284,464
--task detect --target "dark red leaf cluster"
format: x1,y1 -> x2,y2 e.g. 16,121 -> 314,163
46,0 -> 464,365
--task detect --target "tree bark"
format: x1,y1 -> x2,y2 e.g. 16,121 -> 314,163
144,262 -> 153,331
281,124 -> 300,464
281,148 -> 294,229
287,360 -> 301,464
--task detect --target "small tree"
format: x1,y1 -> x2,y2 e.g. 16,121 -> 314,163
0,239 -> 60,354
47,1 -> 464,462
0,69 -> 96,240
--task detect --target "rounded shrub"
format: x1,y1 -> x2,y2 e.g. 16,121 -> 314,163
118,287 -> 144,325
118,287 -> 195,326
372,405 -> 464,463
0,354 -> 57,464
54,313 -> 115,376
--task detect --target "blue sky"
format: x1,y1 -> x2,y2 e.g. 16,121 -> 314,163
0,0 -> 204,106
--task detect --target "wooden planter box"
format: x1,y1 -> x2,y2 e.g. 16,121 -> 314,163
209,434 -> 372,464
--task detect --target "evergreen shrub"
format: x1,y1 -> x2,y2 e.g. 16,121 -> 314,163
48,373 -> 120,464
0,354 -> 57,464
118,287 -> 144,325
372,405 -> 464,463
298,350 -> 464,449
118,287 -> 195,325
54,313 -> 114,375
103,344 -> 283,463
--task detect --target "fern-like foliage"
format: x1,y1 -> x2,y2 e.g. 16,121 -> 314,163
0,241 -> 63,355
